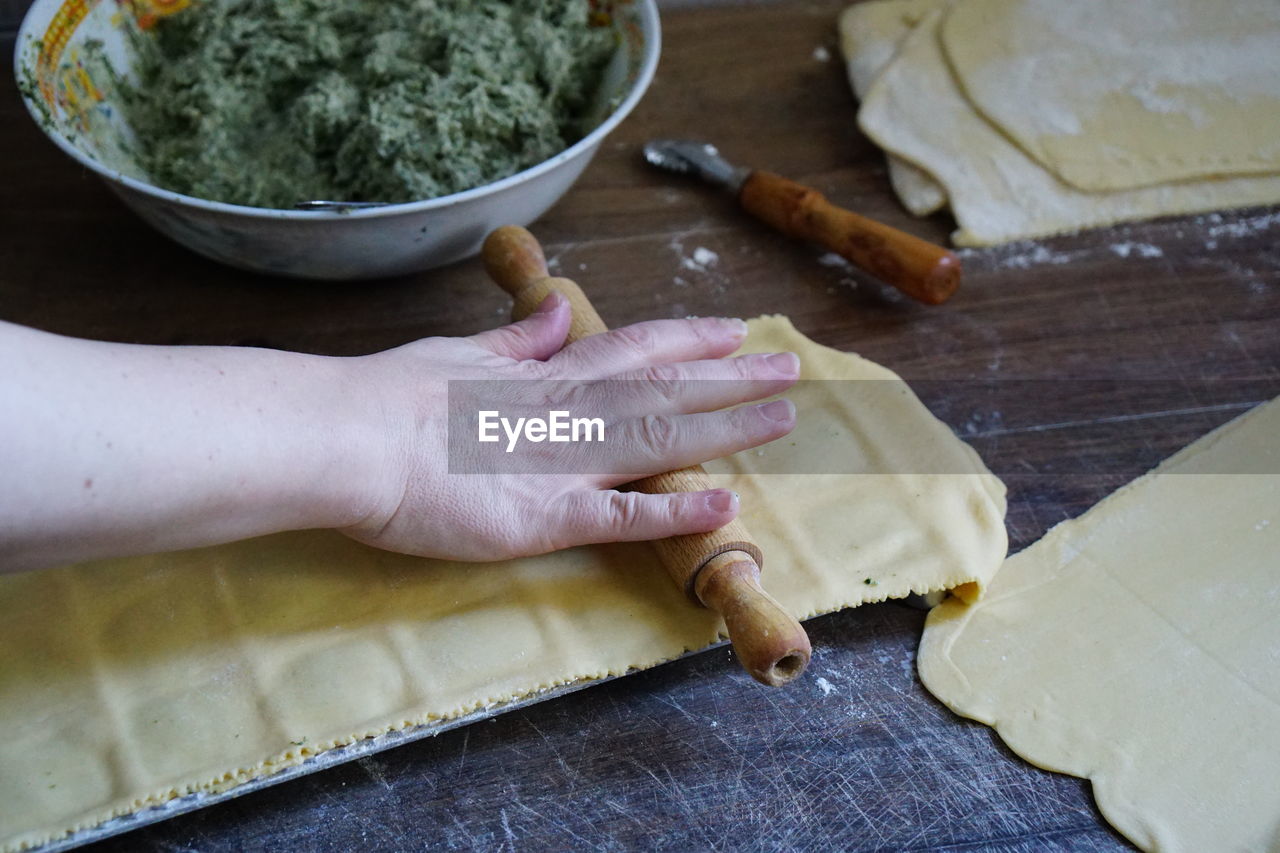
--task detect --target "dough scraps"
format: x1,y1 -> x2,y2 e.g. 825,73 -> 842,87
919,396 -> 1280,852
941,0 -> 1280,192
856,7 -> 1280,246
0,316 -> 1007,852
837,0 -> 949,216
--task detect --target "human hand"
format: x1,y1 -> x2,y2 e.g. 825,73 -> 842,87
341,293 -> 798,561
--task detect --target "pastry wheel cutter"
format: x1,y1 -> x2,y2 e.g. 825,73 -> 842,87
643,139 -> 961,305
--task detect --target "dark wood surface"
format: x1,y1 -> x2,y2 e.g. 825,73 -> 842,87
4,0 -> 1278,849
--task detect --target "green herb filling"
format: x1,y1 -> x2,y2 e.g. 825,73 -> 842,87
119,0 -> 616,208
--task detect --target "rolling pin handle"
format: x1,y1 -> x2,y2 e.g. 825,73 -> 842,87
694,551 -> 812,687
483,225 -> 552,295
483,226 -> 610,338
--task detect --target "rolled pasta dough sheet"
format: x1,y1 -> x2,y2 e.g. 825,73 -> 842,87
941,0 -> 1280,192
858,9 -> 1280,246
0,316 -> 1007,853
838,0 -> 949,216
919,397 -> 1280,852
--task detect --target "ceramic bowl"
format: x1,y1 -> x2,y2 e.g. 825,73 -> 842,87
15,0 -> 660,279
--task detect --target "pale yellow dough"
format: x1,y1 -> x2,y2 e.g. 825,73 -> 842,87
838,0 -> 949,216
942,0 -> 1280,192
857,9 -> 1280,246
919,397 -> 1280,852
0,316 -> 1007,852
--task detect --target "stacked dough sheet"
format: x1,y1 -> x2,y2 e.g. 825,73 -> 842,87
840,0 -> 1280,245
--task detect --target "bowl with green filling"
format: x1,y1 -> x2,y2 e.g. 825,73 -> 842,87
15,0 -> 659,279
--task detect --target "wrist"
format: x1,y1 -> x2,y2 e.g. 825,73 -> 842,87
307,353 -> 410,534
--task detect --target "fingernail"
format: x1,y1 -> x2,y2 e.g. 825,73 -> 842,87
757,399 -> 795,423
705,490 -> 738,514
719,317 -> 748,337
533,291 -> 565,314
764,352 -> 799,376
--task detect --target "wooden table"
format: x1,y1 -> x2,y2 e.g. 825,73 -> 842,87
3,0 -> 1277,849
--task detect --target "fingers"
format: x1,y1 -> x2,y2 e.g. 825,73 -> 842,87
597,398 -> 796,486
598,352 -> 799,416
552,488 -> 740,547
546,316 -> 748,378
469,293 -> 571,362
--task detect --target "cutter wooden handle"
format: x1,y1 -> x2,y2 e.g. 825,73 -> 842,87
739,170 -> 960,305
482,225 -> 811,686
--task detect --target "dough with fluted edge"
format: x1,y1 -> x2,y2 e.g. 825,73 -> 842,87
941,0 -> 1280,192
838,0 -> 949,216
919,397 -> 1280,852
857,8 -> 1280,246
0,316 -> 1007,853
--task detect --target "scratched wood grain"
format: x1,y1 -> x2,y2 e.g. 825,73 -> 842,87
2,0 -> 1278,848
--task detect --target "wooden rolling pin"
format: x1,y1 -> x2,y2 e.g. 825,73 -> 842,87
482,226 -> 812,687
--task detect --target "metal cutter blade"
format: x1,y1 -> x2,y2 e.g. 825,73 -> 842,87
642,139 -> 751,194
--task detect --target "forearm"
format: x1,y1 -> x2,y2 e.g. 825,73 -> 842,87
0,322 -> 384,571
0,304 -> 797,571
